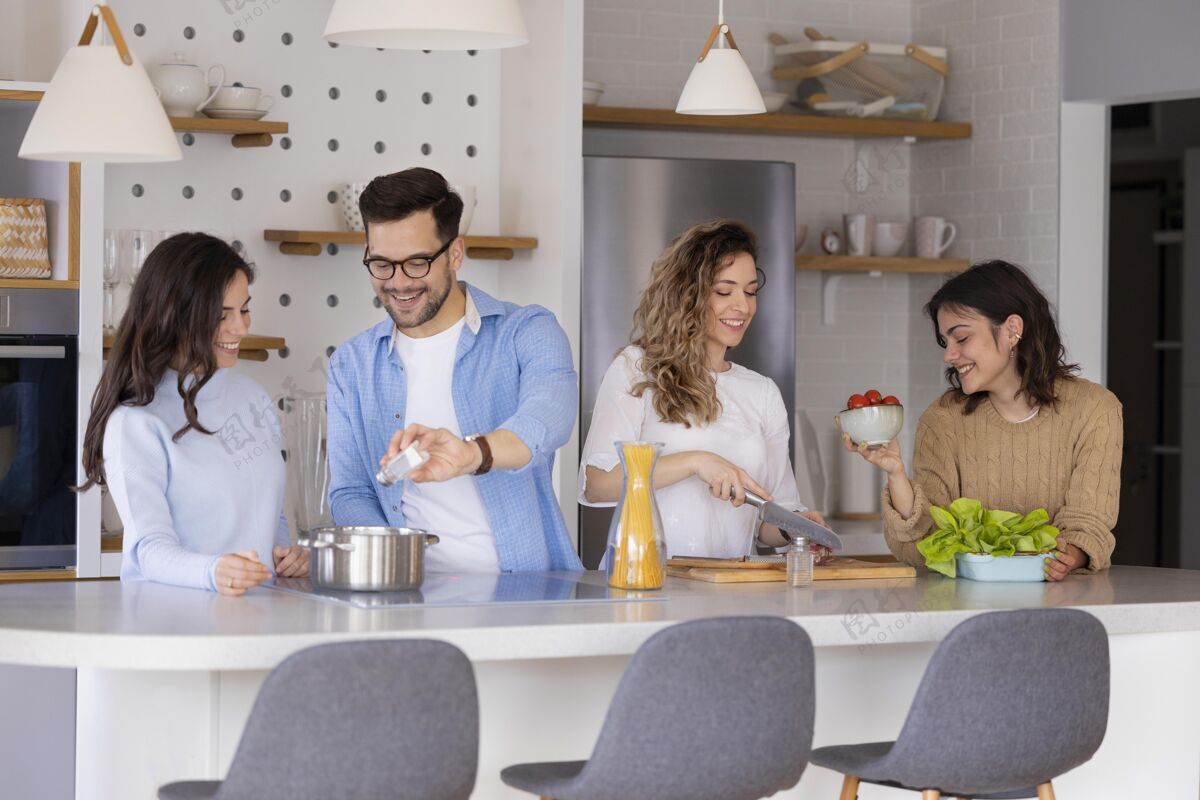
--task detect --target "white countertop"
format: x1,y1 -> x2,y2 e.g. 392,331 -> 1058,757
1,567 -> 1198,671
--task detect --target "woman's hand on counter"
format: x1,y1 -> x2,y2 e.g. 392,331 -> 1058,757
214,551 -> 271,597
691,452 -> 771,507
1045,536 -> 1087,581
273,545 -> 310,578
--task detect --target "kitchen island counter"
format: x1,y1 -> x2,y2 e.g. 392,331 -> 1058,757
1,567 -> 1197,799
0,567 -> 1193,668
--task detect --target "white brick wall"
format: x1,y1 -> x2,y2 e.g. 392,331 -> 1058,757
583,0 -> 1061,511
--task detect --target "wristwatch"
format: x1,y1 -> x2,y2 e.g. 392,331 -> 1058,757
464,433 -> 492,476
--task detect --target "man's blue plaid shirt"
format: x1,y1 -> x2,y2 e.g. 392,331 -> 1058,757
327,284 -> 583,571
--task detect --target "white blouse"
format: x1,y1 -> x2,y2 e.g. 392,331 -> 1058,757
579,346 -> 806,559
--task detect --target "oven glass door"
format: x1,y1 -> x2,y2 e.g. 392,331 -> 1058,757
0,335 -> 78,568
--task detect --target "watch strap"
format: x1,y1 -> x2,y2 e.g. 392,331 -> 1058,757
467,434 -> 493,476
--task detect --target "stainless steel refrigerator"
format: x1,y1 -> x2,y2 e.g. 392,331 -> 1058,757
580,156 -> 796,567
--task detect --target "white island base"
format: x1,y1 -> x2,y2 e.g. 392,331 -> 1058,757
2,569 -> 1198,799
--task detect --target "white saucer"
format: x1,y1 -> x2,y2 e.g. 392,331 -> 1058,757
203,108 -> 269,121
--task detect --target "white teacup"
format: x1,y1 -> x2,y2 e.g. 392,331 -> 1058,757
210,85 -> 274,112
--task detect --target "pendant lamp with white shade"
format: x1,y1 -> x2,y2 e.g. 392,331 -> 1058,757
19,5 -> 181,163
324,0 -> 529,50
676,0 -> 766,115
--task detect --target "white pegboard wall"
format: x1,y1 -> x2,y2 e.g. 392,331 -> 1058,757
102,0 -> 505,533
104,0 -> 502,396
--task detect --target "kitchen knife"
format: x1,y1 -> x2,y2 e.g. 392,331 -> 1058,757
742,489 -> 843,551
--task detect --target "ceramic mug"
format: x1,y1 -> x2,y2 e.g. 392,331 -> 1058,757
843,213 -> 875,257
872,221 -> 909,257
915,216 -> 957,258
210,85 -> 274,112
452,185 -> 477,236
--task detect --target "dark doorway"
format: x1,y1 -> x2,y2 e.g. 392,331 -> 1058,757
1108,101 -> 1188,567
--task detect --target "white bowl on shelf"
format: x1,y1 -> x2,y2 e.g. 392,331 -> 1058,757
762,91 -> 789,113
836,404 -> 903,447
583,80 -> 605,106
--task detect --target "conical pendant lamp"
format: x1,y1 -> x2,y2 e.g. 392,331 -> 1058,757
676,0 -> 765,115
20,5 -> 181,163
324,0 -> 529,50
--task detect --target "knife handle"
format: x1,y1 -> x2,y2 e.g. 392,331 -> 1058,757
742,489 -> 767,508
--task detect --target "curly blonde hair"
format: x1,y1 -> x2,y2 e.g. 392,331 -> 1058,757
629,218 -> 761,427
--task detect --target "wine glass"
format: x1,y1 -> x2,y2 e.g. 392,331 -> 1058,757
102,230 -> 120,333
127,229 -> 152,286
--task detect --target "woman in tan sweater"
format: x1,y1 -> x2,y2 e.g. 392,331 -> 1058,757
840,260 -> 1123,580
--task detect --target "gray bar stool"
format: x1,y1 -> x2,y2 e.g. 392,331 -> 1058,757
811,608 -> 1110,800
500,616 -> 816,800
158,639 -> 479,800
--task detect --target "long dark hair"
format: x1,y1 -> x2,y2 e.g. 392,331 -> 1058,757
925,259 -> 1078,414
79,233 -> 254,489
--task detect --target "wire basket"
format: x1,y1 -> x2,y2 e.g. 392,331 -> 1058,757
772,28 -> 948,121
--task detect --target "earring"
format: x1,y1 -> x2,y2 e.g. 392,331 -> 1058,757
1010,332 -> 1021,359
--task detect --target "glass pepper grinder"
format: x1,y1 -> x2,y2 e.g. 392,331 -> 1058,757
787,535 -> 813,587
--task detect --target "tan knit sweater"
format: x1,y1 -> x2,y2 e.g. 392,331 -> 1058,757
883,377 -> 1123,573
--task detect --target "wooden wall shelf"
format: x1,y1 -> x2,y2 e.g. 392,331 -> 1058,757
169,117 -> 288,148
796,256 -> 969,325
103,334 -> 286,362
795,255 -> 969,274
0,279 -> 79,289
0,88 -> 284,148
263,230 -> 539,261
0,89 -> 44,102
584,105 -> 972,140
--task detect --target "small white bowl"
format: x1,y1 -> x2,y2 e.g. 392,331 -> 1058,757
762,91 -> 789,113
583,80 -> 605,106
837,404 -> 903,447
873,221 -> 909,257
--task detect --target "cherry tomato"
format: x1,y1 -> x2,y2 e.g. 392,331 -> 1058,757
864,389 -> 883,405
882,395 -> 901,405
847,394 -> 869,409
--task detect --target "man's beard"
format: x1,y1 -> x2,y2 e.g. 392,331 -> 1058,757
382,274 -> 453,329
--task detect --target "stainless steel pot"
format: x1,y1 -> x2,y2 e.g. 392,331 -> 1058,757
298,526 -> 439,592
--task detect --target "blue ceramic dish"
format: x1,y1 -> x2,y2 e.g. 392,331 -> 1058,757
956,552 -> 1054,582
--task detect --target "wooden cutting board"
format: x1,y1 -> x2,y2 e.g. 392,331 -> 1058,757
667,557 -> 916,583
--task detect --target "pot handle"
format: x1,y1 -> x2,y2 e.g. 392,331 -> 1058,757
424,534 -> 440,547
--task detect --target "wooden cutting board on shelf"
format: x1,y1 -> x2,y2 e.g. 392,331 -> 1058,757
667,556 -> 916,583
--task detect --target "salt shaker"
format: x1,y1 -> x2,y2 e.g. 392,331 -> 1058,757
376,444 -> 428,487
786,535 -> 813,587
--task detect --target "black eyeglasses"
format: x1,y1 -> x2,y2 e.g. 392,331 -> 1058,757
362,238 -> 453,280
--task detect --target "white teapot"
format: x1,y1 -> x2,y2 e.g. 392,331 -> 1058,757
156,52 -> 224,117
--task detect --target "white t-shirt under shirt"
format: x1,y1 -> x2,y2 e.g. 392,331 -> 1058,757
391,318 -> 500,573
579,346 -> 807,559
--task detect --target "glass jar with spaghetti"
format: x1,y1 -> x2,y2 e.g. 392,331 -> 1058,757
605,441 -> 668,590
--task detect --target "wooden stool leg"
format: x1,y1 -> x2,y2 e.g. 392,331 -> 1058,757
1036,782 -> 1056,800
839,775 -> 860,800
921,791 -> 941,800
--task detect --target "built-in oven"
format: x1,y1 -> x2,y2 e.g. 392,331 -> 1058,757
0,289 -> 78,570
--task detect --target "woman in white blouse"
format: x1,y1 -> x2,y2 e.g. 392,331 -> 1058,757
580,219 -> 826,559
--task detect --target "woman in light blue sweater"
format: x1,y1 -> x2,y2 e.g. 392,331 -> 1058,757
80,233 -> 307,594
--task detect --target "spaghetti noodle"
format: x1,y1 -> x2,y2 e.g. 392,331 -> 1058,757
609,442 -> 665,590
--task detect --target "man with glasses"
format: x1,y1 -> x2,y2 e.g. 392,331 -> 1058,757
326,168 -> 582,572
